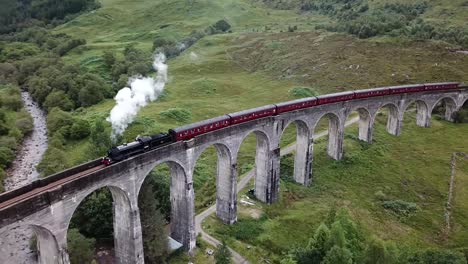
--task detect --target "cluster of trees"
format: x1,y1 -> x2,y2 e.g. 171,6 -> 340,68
0,85 -> 33,192
281,208 -> 468,264
262,0 -> 468,47
16,57 -> 112,110
152,19 -> 231,59
0,0 -> 100,34
0,27 -> 87,58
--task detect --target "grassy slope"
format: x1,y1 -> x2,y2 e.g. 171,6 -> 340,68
204,115 -> 468,262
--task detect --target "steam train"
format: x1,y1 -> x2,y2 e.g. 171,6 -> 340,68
101,82 -> 460,165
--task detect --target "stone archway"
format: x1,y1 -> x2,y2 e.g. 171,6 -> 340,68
404,100 -> 430,128
313,112 -> 344,160
279,119 -> 312,186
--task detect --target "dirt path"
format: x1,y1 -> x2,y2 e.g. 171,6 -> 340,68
195,117 -> 359,264
4,90 -> 48,191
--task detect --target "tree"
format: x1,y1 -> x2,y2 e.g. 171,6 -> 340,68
215,240 -> 231,264
139,182 -> 169,263
363,237 -> 395,264
67,228 -> 96,264
70,119 -> 90,140
280,255 -> 297,264
47,108 -> 73,137
78,81 -> 104,107
328,222 -> 347,249
89,119 -> 112,156
70,189 -> 114,242
323,246 -> 353,264
102,51 -> 116,68
44,90 -> 74,111
36,147 -> 70,175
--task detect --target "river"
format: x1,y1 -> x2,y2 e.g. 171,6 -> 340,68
4,90 -> 48,190
0,90 -> 48,264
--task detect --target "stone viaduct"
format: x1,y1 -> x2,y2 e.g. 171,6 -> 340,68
0,88 -> 467,264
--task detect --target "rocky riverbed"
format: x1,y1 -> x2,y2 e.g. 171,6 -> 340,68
4,90 -> 48,190
1,90 -> 48,264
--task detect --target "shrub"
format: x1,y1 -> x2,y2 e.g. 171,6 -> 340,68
213,19 -> 231,33
410,248 -> 467,264
0,146 -> 14,168
382,200 -> 419,216
70,119 -> 90,140
159,108 -> 192,123
44,90 -> 74,111
47,108 -> 73,137
37,147 -> 70,176
67,229 -> 96,264
215,241 -> 232,264
288,87 -> 318,98
224,218 -> 265,243
15,114 -> 33,136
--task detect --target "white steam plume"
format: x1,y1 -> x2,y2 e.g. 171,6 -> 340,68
107,53 -> 168,140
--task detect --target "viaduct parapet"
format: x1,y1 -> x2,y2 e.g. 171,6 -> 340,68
1,88 -> 467,264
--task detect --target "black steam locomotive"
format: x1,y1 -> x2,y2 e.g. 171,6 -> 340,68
101,133 -> 174,165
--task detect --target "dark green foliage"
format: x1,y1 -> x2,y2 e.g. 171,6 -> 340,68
67,228 -> 96,264
70,119 -> 90,140
139,182 -> 169,263
454,109 -> 468,123
0,86 -> 22,111
102,51 -> 116,68
36,147 -> 69,175
146,169 -> 171,220
382,200 -> 419,216
44,90 -> 74,111
280,154 -> 295,182
215,240 -> 232,264
89,119 -> 112,156
362,237 -> 397,264
212,19 -> 231,33
0,146 -> 14,169
323,246 -> 353,264
289,87 -> 318,98
0,0 -> 100,34
159,108 -> 192,123
47,108 -> 73,137
221,218 -> 265,243
409,248 -> 467,264
15,112 -> 33,135
70,189 -> 114,243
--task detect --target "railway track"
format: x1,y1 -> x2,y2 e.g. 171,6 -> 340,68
0,165 -> 105,210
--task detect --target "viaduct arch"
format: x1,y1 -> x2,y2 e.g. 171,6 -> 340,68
0,87 -> 467,264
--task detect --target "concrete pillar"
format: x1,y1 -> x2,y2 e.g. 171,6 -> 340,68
358,109 -> 373,143
327,116 -> 344,160
169,163 -> 196,253
111,187 -> 144,264
33,225 -> 69,264
444,105 -> 456,122
386,105 -> 402,136
415,101 -> 431,128
293,123 -> 313,186
215,148 -> 238,224
253,130 -> 280,204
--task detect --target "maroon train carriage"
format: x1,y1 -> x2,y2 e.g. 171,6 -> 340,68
389,84 -> 425,94
354,87 -> 390,99
276,97 -> 318,114
228,105 -> 277,125
316,91 -> 355,105
424,82 -> 459,91
169,115 -> 231,141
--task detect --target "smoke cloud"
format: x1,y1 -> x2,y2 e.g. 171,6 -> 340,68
107,53 -> 168,140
